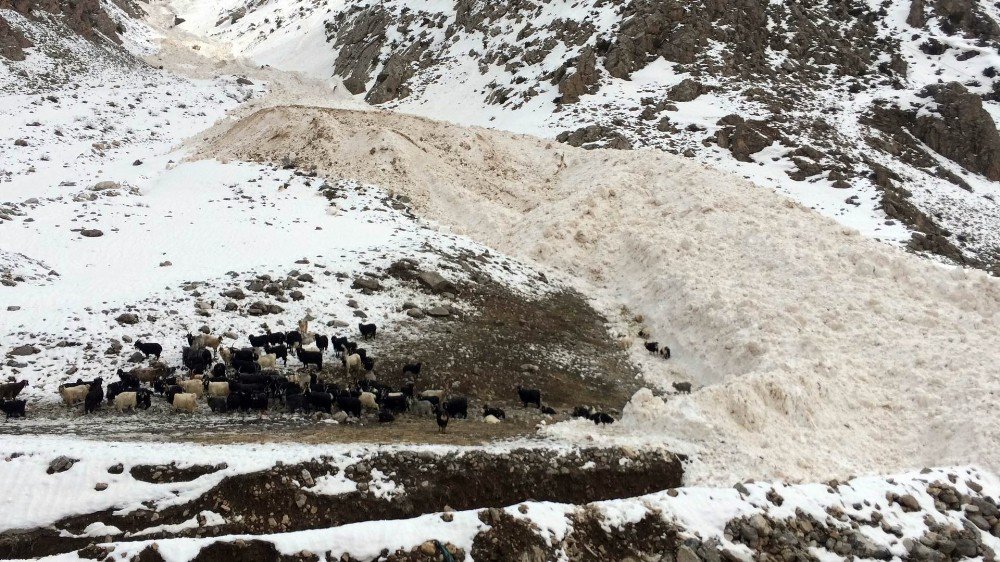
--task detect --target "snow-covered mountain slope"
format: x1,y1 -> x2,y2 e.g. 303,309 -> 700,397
169,0 -> 1000,276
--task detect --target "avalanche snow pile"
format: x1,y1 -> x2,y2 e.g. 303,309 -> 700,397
200,105 -> 1000,485
171,0 -> 1000,276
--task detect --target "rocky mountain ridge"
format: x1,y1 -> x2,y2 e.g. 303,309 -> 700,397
174,0 -> 1000,275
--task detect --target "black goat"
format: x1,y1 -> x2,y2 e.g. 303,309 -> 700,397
208,396 -> 228,413
0,380 -> 28,400
378,409 -> 395,423
358,323 -> 377,339
265,343 -> 288,365
540,405 -> 557,415
483,406 -> 506,420
572,406 -> 593,419
402,362 -> 422,377
285,331 -> 303,349
84,378 -> 104,414
307,391 -> 334,414
336,395 -> 362,418
444,396 -> 468,419
314,334 -> 329,353
436,408 -> 450,433
297,348 -> 323,370
1,399 -> 26,419
590,412 -> 614,425
134,340 -> 163,360
516,386 -> 541,408
644,341 -> 659,353
361,356 -> 375,372
211,363 -> 227,378
266,332 -> 286,346
672,381 -> 691,394
249,334 -> 269,348
286,393 -> 308,413
381,393 -> 408,414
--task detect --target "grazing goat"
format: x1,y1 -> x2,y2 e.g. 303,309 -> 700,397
114,391 -> 138,413
336,395 -> 362,418
208,396 -> 228,413
483,406 -> 506,420
381,393 -> 408,414
264,343 -> 288,365
410,400 -> 435,417
516,386 -> 542,408
0,380 -> 27,400
178,379 -> 205,398
258,353 -> 277,369
672,381 -> 691,393
358,323 -> 377,339
211,363 -> 227,378
266,332 -> 286,346
206,381 -> 230,398
444,396 -> 468,419
644,341 -> 659,353
84,379 -> 104,414
378,409 -> 395,423
297,348 -> 323,370
285,393 -> 307,414
590,412 -> 614,425
343,353 -> 361,375
540,405 -> 557,415
189,334 -> 221,354
307,392 -> 334,414
172,393 -> 197,413
314,335 -> 329,353
285,330 -> 302,349
572,406 -> 593,419
1,399 -> 26,418
402,362 -> 421,377
59,383 -> 90,406
359,391 -> 379,410
361,356 -> 375,372
660,346 -> 671,359
134,340 -> 163,360
219,346 -> 232,365
249,334 -> 269,349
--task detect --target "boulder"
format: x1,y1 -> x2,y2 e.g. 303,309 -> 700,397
417,271 -> 457,294
352,277 -> 381,291
9,344 -> 40,356
115,313 -> 139,325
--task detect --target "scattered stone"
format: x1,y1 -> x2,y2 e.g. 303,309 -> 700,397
95,482 -> 108,491
47,456 -> 77,474
417,270 -> 457,293
426,306 -> 450,318
80,229 -> 104,238
115,313 -> 139,325
127,351 -> 145,363
352,277 -> 381,291
8,344 -> 40,356
108,463 -> 124,474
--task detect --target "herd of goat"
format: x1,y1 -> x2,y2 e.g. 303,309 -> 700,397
0,320 -> 632,431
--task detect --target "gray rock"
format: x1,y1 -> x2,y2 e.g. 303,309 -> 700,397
127,351 -> 145,363
47,456 -> 77,474
417,271 -> 457,294
406,308 -> 426,319
9,344 -> 40,356
352,277 -> 381,291
332,411 -> 349,423
897,494 -> 921,512
290,290 -> 304,301
95,482 -> 108,491
159,261 -> 172,267
223,288 -> 246,300
297,273 -> 314,283
108,463 -> 124,474
300,469 -> 314,487
676,545 -> 701,562
426,306 -> 450,318
80,229 -> 104,238
115,313 -> 139,325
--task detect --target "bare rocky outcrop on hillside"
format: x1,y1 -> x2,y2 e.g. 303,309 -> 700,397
0,0 -> 125,60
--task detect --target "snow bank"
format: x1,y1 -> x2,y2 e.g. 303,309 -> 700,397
198,106 -> 1000,485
